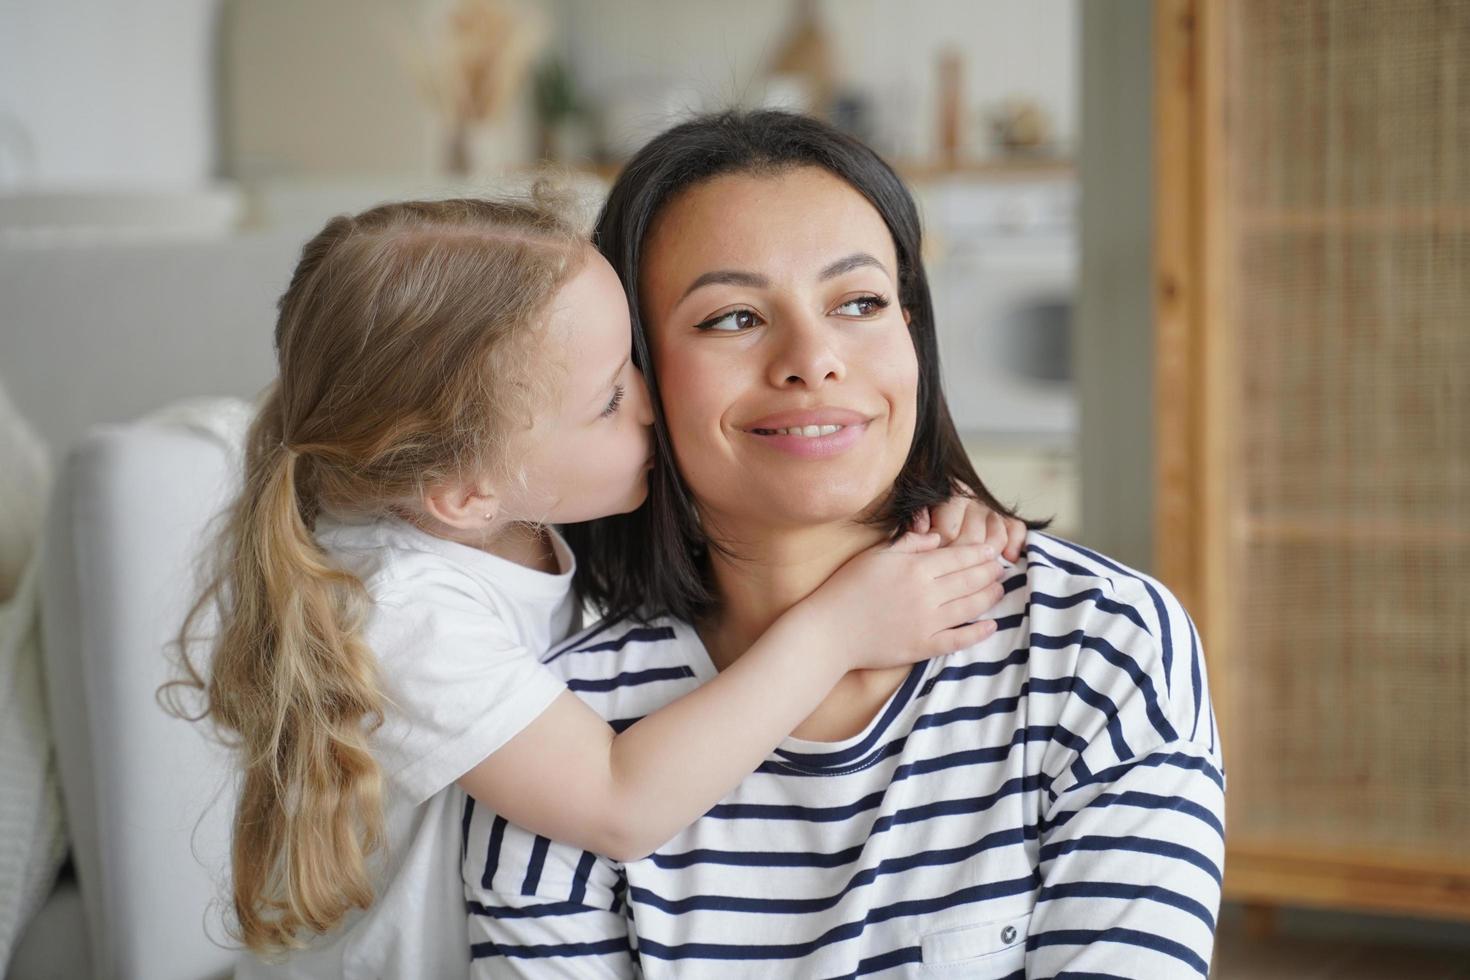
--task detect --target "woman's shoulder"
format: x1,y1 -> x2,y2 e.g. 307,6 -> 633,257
1014,532 -> 1213,752
1020,531 -> 1195,648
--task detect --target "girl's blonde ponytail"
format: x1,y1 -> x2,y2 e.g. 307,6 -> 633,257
170,198 -> 583,952
211,391 -> 384,949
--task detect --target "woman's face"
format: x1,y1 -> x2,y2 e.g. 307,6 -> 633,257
639,166 -> 920,533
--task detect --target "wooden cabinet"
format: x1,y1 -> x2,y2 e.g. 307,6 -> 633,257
1153,0 -> 1469,920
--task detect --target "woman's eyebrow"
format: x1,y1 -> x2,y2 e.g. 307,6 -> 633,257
679,269 -> 768,302
819,252 -> 887,280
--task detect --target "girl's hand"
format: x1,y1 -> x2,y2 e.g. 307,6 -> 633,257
803,531 -> 1006,671
912,488 -> 1027,563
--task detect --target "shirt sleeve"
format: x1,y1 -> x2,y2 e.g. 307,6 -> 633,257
460,793 -> 637,978
365,571 -> 567,805
1025,574 -> 1226,978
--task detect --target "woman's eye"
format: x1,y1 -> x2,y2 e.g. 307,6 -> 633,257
695,308 -> 761,332
833,294 -> 891,317
600,384 -> 625,418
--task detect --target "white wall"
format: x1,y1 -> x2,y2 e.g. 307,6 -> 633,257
0,0 -> 220,189
0,234 -> 293,451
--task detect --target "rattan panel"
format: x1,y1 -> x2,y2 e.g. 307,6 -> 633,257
1222,0 -> 1469,861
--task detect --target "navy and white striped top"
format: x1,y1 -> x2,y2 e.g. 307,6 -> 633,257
461,534 -> 1225,978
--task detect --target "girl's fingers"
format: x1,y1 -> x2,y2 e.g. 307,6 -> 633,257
889,530 -> 942,554
1004,516 -> 1028,562
919,543 -> 995,576
951,498 -> 986,545
932,497 -> 966,543
929,618 -> 998,654
938,582 -> 1006,620
934,561 -> 1004,601
982,510 -> 1010,560
912,508 -> 932,535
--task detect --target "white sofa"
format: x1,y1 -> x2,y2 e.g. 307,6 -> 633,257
19,411 -> 248,979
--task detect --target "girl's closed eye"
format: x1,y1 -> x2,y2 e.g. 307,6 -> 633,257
600,383 -> 626,418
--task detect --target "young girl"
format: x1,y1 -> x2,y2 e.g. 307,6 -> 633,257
176,196 -> 1022,975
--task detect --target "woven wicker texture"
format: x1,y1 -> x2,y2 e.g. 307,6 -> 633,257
1223,0 -> 1468,859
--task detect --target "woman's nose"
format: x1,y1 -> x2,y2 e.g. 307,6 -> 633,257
629,365 -> 655,426
767,316 -> 845,389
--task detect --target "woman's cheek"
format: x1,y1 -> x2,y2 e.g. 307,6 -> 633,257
874,326 -> 921,428
651,351 -> 703,462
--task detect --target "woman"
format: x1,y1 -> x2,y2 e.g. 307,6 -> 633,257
461,111 -> 1224,978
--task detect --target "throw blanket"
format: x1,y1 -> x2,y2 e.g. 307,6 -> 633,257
0,380 -> 59,971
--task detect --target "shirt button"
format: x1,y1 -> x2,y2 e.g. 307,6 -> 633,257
1001,925 -> 1018,944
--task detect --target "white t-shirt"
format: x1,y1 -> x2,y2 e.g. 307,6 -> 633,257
236,514 -> 576,980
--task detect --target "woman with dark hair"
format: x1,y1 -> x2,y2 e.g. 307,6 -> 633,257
461,111 -> 1224,978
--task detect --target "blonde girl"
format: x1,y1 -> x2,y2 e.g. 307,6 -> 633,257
175,196 -> 1019,975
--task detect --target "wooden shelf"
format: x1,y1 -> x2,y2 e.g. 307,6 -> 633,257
1227,844 -> 1470,923
1240,206 -> 1470,234
1236,514 -> 1470,547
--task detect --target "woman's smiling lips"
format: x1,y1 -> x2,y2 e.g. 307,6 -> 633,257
739,408 -> 872,459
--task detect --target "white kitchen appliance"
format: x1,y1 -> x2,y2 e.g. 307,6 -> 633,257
922,175 -> 1078,444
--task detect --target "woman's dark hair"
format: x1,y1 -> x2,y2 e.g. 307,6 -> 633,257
567,109 -> 1044,624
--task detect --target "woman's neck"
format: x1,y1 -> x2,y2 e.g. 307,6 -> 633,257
697,516 -> 917,743
697,518 -> 886,673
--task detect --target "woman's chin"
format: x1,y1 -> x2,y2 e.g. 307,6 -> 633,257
715,481 -> 896,533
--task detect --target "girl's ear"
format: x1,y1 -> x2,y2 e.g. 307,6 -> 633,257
421,478 -> 499,531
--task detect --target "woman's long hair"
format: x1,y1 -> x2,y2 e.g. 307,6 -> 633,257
567,109 -> 1046,624
167,197 -> 584,953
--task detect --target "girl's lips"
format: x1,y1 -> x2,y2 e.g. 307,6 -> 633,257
744,420 -> 869,459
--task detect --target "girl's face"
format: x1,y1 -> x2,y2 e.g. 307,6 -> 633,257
499,248 -> 655,525
639,166 -> 920,534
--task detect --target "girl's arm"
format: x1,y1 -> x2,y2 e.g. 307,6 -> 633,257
458,530 -> 1010,862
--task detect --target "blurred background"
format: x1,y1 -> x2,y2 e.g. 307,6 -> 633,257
0,1 -> 1465,977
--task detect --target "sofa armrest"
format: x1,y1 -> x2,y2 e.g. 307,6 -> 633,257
41,422 -> 242,979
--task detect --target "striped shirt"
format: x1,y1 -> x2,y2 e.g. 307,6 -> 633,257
461,534 -> 1225,978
